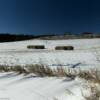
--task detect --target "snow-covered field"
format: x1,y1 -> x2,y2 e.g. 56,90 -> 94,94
0,38 -> 100,100
0,72 -> 85,100
0,38 -> 100,68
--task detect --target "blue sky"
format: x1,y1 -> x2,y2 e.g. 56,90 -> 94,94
0,0 -> 100,35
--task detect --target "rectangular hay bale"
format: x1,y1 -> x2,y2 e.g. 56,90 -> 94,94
55,46 -> 74,50
27,45 -> 45,49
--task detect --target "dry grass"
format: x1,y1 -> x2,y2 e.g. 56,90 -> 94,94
78,69 -> 100,100
78,69 -> 100,84
0,64 -> 100,80
0,64 -> 77,78
27,64 -> 55,76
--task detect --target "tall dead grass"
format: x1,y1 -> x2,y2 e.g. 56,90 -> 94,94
78,69 -> 100,100
0,64 -> 77,77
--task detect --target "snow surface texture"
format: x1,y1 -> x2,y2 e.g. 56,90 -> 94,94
0,38 -> 100,68
0,72 -> 85,100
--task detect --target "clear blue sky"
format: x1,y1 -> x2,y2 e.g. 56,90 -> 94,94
0,0 -> 100,35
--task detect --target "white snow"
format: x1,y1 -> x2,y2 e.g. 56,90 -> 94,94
0,73 -> 85,100
0,38 -> 100,100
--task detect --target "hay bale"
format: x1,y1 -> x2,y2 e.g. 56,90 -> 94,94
55,46 -> 74,50
27,45 -> 45,49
